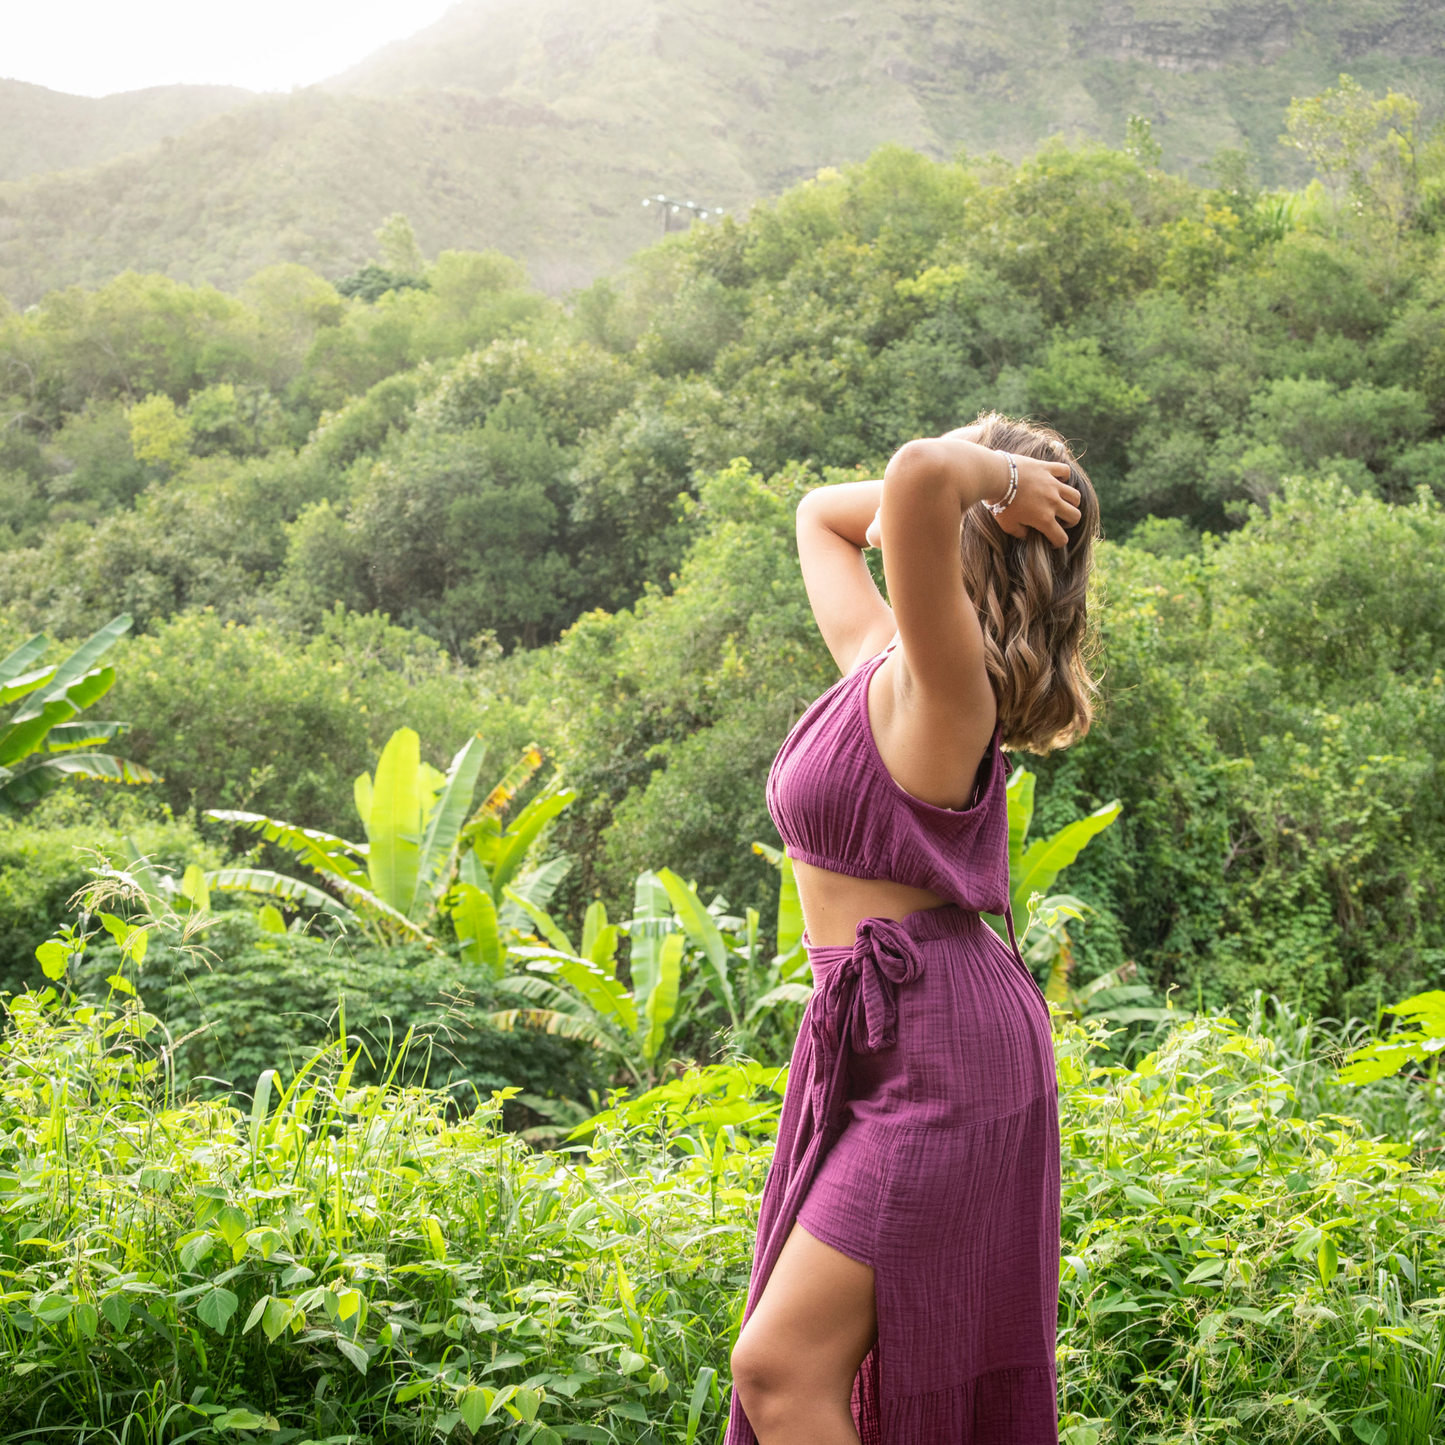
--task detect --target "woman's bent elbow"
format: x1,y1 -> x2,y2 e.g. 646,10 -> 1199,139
884,437 -> 941,488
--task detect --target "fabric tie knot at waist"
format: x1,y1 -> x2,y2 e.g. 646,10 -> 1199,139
812,916 -> 924,1056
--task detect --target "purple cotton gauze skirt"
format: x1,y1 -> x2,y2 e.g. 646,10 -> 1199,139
726,906 -> 1061,1445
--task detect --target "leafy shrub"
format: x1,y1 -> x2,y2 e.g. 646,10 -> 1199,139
72,910 -> 600,1108
1056,1013 -> 1445,1441
0,968 -> 749,1439
108,608 -> 532,840
0,804 -> 218,993
7,878 -> 1445,1440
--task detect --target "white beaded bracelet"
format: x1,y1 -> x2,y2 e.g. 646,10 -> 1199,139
984,453 -> 1018,516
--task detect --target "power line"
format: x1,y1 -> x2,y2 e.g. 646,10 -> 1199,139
641,194 -> 725,234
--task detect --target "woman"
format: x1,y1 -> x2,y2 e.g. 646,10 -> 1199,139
727,413 -> 1099,1445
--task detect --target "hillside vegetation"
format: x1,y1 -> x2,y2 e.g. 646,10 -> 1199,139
2,76 -> 1444,1024
2,0 -> 1444,298
4,75 -> 1445,1443
0,79 -> 252,183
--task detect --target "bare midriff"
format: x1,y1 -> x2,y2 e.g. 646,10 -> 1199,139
792,857 -> 948,949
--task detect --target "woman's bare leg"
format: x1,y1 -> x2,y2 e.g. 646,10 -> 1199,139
730,1225 -> 877,1444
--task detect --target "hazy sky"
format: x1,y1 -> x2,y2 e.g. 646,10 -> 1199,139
5,0 -> 459,97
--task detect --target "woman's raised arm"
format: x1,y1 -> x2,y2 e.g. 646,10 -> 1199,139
879,436 -> 1078,703
795,478 -> 896,675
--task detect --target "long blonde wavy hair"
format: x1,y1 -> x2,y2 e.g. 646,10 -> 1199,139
963,412 -> 1100,753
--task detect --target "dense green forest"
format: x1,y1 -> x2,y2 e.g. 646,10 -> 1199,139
4,70 -> 1445,1441
5,79 -> 1445,1018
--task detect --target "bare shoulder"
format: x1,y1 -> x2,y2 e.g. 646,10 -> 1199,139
866,644 -> 996,810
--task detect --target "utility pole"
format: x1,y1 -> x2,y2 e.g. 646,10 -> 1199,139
641,194 -> 725,235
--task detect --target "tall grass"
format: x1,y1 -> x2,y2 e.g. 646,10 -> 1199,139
6,880 -> 1445,1441
0,971 -> 759,1439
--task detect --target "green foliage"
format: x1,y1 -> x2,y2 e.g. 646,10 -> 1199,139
1340,992 -> 1445,1086
108,609 -> 526,841
2,85 -> 1445,1021
0,802 -> 218,993
0,614 -> 154,815
208,726 -> 570,949
85,909 -> 599,1107
493,846 -> 812,1090
990,765 -> 1164,1031
1283,74 -> 1428,230
336,262 -> 429,303
1055,1012 -> 1445,1441
9,867 -> 1445,1439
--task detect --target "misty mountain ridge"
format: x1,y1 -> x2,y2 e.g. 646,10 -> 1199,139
0,78 -> 254,184
2,0 -> 1443,304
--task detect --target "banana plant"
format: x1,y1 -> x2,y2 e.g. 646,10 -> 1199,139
747,842 -> 817,1020
492,869 -> 734,1086
0,614 -> 155,815
489,893 -> 678,1087
1002,766 -> 1122,926
451,745 -> 577,977
493,861 -> 809,1087
207,728 -> 572,948
1029,897 -> 1170,1026
986,766 -> 1120,956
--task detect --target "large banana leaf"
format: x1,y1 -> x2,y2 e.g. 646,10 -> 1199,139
0,635 -> 50,689
628,869 -> 678,1010
503,886 -> 576,955
0,664 -> 56,706
746,982 -> 815,1021
365,727 -> 422,914
0,667 -> 118,765
45,719 -> 128,752
488,788 -> 578,895
487,998 -> 617,1052
0,699 -> 77,767
641,934 -> 682,1064
353,772 -> 373,835
489,971 -> 628,1052
1013,799 -> 1123,911
205,868 -> 359,922
215,858 -> 430,940
320,868 -> 435,941
55,665 -> 117,713
12,615 -> 130,721
657,868 -> 739,1024
413,733 -> 487,915
752,843 -> 803,959
0,752 -> 155,813
494,856 -> 573,936
1006,766 -> 1035,877
205,810 -> 369,888
452,881 -> 502,977
580,900 -> 623,978
515,950 -> 639,1034
509,856 -> 572,908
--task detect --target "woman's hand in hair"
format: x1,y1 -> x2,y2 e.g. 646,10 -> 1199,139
995,455 -> 1081,547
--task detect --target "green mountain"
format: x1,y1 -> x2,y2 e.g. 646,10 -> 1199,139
0,79 -> 253,183
2,0 -> 1442,304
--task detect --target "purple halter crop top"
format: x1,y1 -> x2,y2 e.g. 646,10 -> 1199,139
766,644 -> 1013,916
